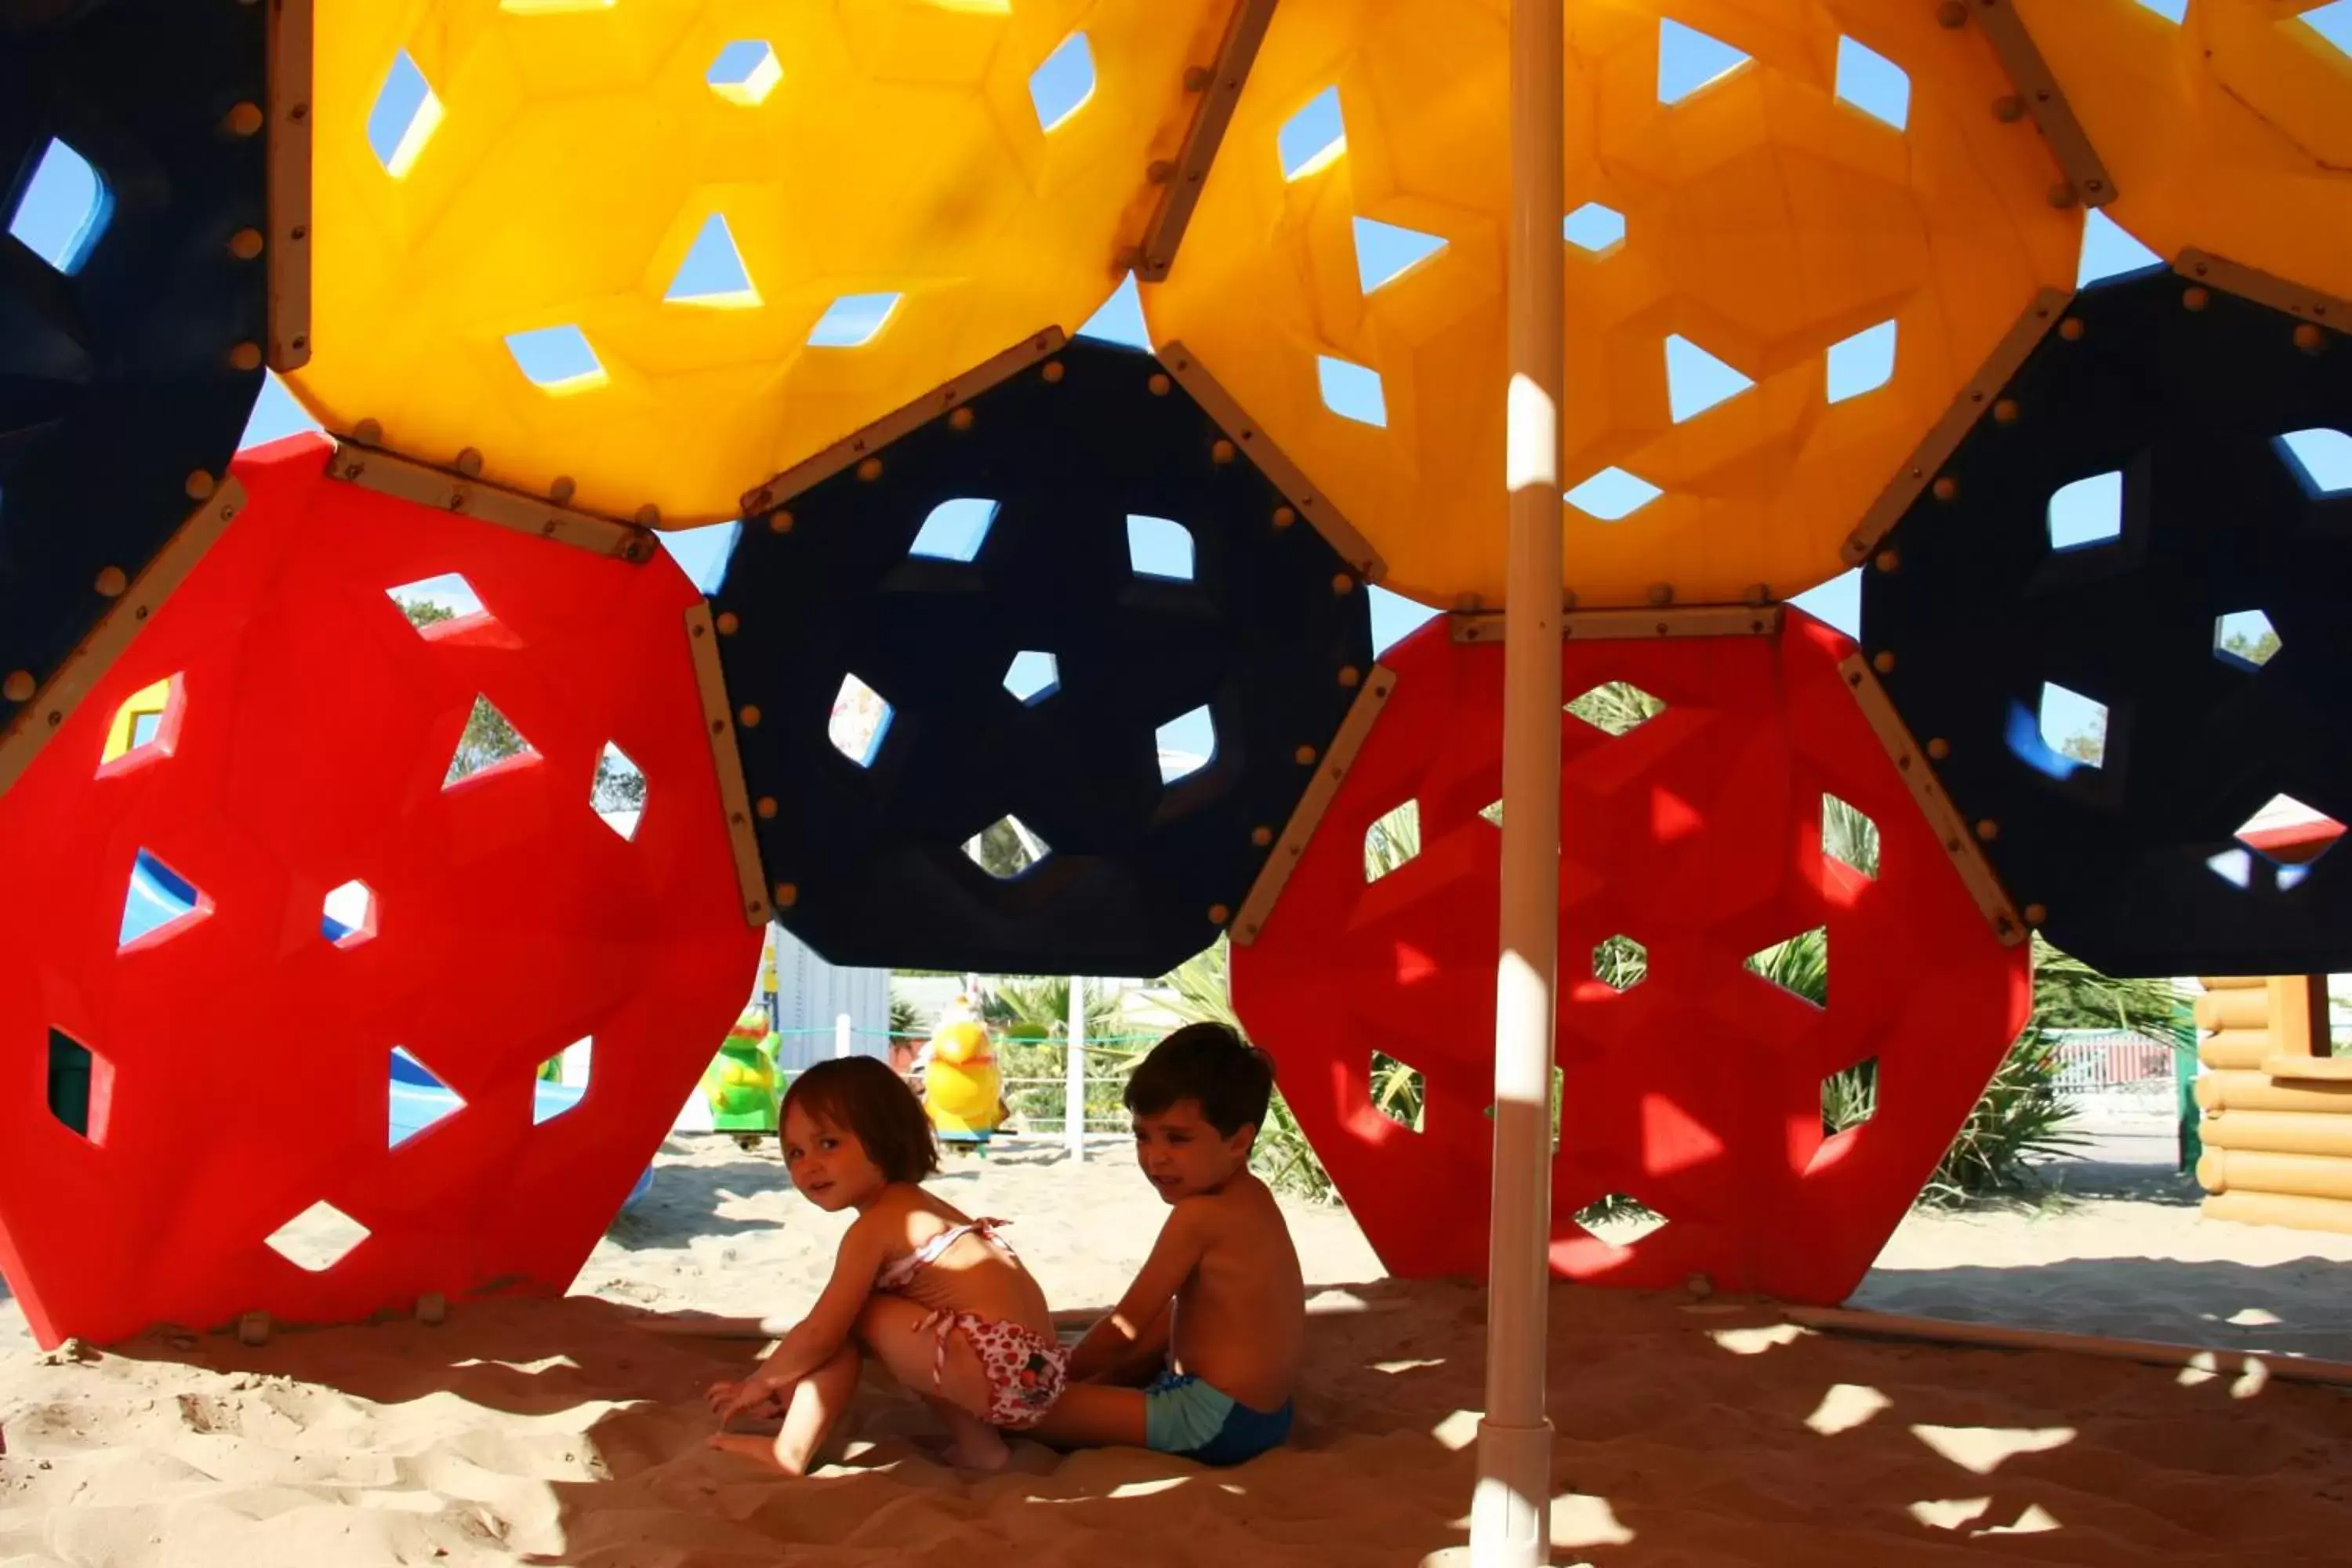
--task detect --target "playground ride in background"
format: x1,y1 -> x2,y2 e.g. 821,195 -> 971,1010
920,996 -> 1008,1152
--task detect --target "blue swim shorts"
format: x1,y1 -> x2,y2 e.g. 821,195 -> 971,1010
1142,1371 -> 1294,1466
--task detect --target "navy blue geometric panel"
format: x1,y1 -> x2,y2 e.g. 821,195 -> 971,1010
1,0 -> 267,720
714,339 -> 1375,977
1862,263 -> 2352,978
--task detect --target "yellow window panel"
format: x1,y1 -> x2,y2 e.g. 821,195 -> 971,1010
1145,0 -> 2080,609
288,0 -> 1226,527
100,677 -> 180,769
2016,0 -> 2352,306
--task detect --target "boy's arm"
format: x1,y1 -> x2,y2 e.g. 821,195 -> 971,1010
1066,1203 -> 1208,1383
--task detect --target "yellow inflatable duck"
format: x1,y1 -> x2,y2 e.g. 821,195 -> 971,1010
923,995 -> 1004,1142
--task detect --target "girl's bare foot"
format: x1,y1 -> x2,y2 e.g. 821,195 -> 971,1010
942,1424 -> 1012,1472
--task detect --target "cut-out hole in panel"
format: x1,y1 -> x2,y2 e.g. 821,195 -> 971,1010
2048,470 -> 2123,550
1002,650 -> 1060,705
119,848 -> 210,950
1821,1056 -> 1878,1138
910,498 -> 998,562
2234,793 -> 2346,873
321,879 -> 378,946
99,676 -> 182,771
389,1047 -> 464,1147
1657,18 -> 1750,104
2278,429 -> 2352,495
1573,1194 -> 1668,1246
1664,334 -> 1753,423
2301,0 -> 2352,56
8,136 -> 111,274
594,742 -> 646,829
706,39 -> 782,105
387,572 -> 489,631
1562,201 -> 1626,254
964,815 -> 1051,880
2133,0 -> 2187,21
1317,355 -> 1388,427
535,1036 -> 592,1123
265,1200 -> 371,1273
505,325 -> 607,391
1353,216 -> 1447,292
1822,793 -> 1881,880
1564,466 -> 1662,521
1278,84 -> 1346,178
1364,800 -> 1421,883
1126,514 -> 1196,580
443,695 -> 535,786
2077,207 -> 2162,288
1826,320 -> 1896,403
2038,682 -> 2109,768
1370,1051 -> 1425,1132
2215,610 -> 2281,671
1745,927 -> 1828,1007
1478,800 -> 1504,828
1594,934 -> 1648,993
829,674 -> 892,768
368,51 -> 445,178
1833,35 -> 1910,130
1076,270 -> 1149,348
1157,706 -> 1216,782
46,1028 -> 103,1142
808,292 -> 901,347
666,213 -> 758,306
1029,31 -> 1096,132
1567,682 -> 1666,738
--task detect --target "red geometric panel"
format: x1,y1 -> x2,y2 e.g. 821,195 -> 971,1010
1230,612 -> 2031,1305
0,434 -> 760,1349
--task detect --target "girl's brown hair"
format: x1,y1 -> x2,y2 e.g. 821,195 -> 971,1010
779,1055 -> 940,1183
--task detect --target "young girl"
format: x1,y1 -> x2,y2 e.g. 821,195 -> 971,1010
702,1054 -> 1067,1473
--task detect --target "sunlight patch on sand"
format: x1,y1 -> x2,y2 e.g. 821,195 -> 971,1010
1708,1323 -> 1807,1356
1911,1423 -> 2076,1474
1803,1382 -> 1890,1436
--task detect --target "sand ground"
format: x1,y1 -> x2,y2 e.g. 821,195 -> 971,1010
3,1137 -> 2350,1566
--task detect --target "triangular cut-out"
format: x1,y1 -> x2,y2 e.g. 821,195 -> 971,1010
1364,800 -> 1421,883
445,695 -> 537,787
389,1047 -> 466,1147
1353,217 -> 1447,292
119,848 -> 211,950
1573,1194 -> 1668,1245
1076,272 -> 1149,348
1369,1052 -> 1425,1131
2077,208 -> 2162,289
1657,19 -> 1750,104
1664,334 -> 1753,423
1745,928 -> 1827,1007
264,1200 -> 372,1273
666,213 -> 757,305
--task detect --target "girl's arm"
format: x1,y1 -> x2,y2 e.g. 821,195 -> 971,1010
721,1218 -> 891,1413
1066,1202 -> 1207,1382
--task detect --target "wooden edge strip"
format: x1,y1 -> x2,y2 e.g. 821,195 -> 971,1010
1156,339 -> 1385,583
265,0 -> 314,372
739,328 -> 1070,515
683,603 -> 771,931
1970,0 -> 2115,209
1231,666 -> 1395,946
1452,605 -> 1783,644
1783,1305 -> 2352,1389
2174,249 -> 2352,332
1136,0 -> 1279,282
0,478 -> 248,800
325,443 -> 655,562
2264,1054 -> 2352,1083
1834,653 -> 2027,947
1842,287 -> 2073,564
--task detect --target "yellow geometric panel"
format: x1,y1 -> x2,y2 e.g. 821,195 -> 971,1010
1147,0 -> 2081,609
2016,0 -> 2352,303
289,0 -> 1225,526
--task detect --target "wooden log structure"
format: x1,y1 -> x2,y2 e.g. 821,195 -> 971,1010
2193,974 -> 2352,1232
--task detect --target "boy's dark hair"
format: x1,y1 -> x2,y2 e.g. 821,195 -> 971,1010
779,1055 -> 940,1183
1123,1022 -> 1275,1140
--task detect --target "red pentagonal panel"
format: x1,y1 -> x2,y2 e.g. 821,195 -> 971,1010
1230,612 -> 2031,1305
0,434 -> 760,1349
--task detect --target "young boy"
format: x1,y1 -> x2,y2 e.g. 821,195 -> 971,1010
1032,1022 -> 1305,1466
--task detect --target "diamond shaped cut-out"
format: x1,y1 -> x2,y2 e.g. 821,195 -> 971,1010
911,498 -> 997,562
964,815 -> 1051,880
1823,793 -> 1879,880
1820,1056 -> 1878,1138
505,325 -> 606,392
1665,334 -> 1753,423
706,39 -> 782,105
321,880 -> 377,946
2278,428 -> 2352,495
2037,682 -> 2108,769
1029,31 -> 1095,132
1564,466 -> 1661,521
1127,514 -> 1195,580
1594,934 -> 1648,992
2048,470 -> 2123,550
1278,84 -> 1345,178
1567,682 -> 1665,738
1317,355 -> 1388,427
1573,1194 -> 1668,1246
1563,201 -> 1626,253
1353,216 -> 1447,292
1370,1051 -> 1425,1131
1157,706 -> 1216,782
2215,610 -> 2281,670
535,1036 -> 592,1123
388,572 -> 490,630
120,848 -> 211,951
2234,793 -> 2347,870
1826,320 -> 1896,403
1364,800 -> 1421,883
99,675 -> 182,773
808,292 -> 901,348
367,50 -> 443,178
1746,927 -> 1828,1007
1003,650 -> 1060,704
9,136 -> 111,274
593,742 -> 645,832
829,674 -> 891,768
264,1200 -> 371,1273
1833,35 -> 1909,130
444,695 -> 536,787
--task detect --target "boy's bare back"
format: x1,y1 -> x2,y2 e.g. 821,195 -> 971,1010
1167,1170 -> 1303,1412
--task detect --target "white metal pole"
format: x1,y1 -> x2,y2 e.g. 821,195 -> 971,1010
834,1012 -> 852,1059
1467,0 -> 1564,1562
1065,978 -> 1087,1163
